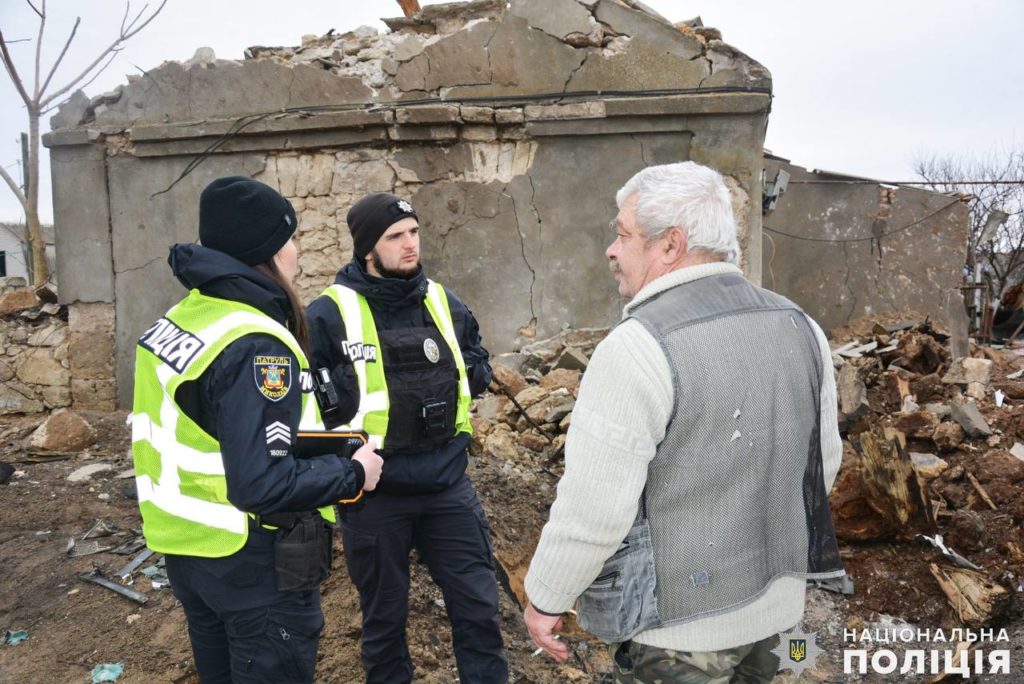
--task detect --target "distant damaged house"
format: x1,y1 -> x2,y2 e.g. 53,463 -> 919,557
44,0 -> 772,406
762,155 -> 969,333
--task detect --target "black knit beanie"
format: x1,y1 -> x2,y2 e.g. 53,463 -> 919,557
198,176 -> 297,266
346,192 -> 418,260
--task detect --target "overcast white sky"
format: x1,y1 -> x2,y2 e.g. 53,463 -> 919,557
1,0 -> 1022,224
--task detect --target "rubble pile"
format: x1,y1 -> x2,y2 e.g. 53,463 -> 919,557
471,327 -> 609,470
468,317 -> 1024,635
826,317 -> 1023,628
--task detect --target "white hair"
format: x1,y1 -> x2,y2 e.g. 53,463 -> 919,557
615,162 -> 741,265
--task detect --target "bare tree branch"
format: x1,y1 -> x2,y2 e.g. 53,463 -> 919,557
32,0 -> 46,99
38,16 -> 80,97
40,49 -> 119,114
40,0 -> 167,107
0,30 -> 34,107
0,164 -> 29,209
915,147 -> 1024,297
119,2 -> 132,38
2,1 -> 167,285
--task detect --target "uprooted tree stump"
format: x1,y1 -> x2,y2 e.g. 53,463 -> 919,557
830,426 -> 937,541
929,563 -> 1011,627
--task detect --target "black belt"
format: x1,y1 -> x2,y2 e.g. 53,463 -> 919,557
248,511 -> 309,532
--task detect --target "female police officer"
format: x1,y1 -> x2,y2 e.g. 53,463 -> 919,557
131,176 -> 383,684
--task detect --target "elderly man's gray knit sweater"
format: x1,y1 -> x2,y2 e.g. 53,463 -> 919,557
524,262 -> 843,651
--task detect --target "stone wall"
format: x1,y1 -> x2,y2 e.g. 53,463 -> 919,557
0,284 -> 69,414
762,158 -> 969,332
0,283 -> 115,414
44,0 -> 772,406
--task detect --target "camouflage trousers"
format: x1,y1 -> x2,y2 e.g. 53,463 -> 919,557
611,634 -> 781,684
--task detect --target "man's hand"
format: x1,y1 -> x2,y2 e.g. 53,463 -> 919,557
524,603 -> 568,662
351,441 -> 383,491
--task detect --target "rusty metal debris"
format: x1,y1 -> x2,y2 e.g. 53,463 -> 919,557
79,570 -> 148,606
115,548 -> 154,583
66,538 -> 113,558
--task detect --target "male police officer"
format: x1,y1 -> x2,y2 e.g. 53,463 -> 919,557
524,163 -> 844,682
308,192 -> 507,683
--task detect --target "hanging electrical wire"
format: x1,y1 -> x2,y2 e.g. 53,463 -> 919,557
763,198 -> 963,244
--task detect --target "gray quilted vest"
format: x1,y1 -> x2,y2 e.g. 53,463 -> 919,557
576,272 -> 845,641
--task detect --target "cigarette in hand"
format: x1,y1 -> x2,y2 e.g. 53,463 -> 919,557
531,634 -> 560,658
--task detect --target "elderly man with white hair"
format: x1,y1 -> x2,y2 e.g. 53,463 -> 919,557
523,162 -> 846,683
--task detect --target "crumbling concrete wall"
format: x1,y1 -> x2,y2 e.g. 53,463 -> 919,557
762,157 -> 969,333
44,0 -> 771,406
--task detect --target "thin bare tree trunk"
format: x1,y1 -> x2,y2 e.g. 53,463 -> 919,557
26,105 -> 48,284
1,0 -> 167,287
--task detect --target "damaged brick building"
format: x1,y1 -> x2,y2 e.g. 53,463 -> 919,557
44,0 -> 771,406
41,0 -> 967,409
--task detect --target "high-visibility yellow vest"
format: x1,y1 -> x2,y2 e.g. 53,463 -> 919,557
319,281 -> 472,447
131,289 -> 335,558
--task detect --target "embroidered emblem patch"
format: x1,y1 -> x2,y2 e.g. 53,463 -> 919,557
397,199 -> 414,214
423,338 -> 440,364
254,355 -> 291,401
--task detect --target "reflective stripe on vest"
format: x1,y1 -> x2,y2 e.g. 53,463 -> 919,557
321,281 -> 472,446
131,290 -> 334,559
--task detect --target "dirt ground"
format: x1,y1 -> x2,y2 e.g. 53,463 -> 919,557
2,405 -> 1023,683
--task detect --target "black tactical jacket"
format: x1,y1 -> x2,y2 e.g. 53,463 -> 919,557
307,260 -> 492,495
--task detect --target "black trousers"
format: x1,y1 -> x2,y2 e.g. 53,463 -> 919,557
341,475 -> 508,684
164,526 -> 324,684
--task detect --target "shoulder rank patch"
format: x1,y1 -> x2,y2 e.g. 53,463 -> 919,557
254,355 -> 292,402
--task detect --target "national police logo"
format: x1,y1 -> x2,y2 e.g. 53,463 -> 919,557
397,199 -> 414,214
254,355 -> 291,401
423,338 -> 440,364
771,629 -> 823,678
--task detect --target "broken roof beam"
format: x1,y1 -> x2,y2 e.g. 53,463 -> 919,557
396,0 -> 421,17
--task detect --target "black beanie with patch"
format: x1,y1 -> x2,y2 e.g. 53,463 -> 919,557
199,176 -> 297,266
346,192 -> 418,260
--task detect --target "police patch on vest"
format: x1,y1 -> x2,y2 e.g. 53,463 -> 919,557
138,318 -> 205,373
342,340 -> 377,363
254,355 -> 292,401
423,338 -> 440,364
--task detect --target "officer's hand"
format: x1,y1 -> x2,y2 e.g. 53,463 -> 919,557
352,442 -> 383,491
525,603 -> 568,662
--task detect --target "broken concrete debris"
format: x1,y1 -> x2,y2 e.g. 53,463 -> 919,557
30,409 -> 96,452
825,314 -> 1024,627
68,463 -> 113,483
